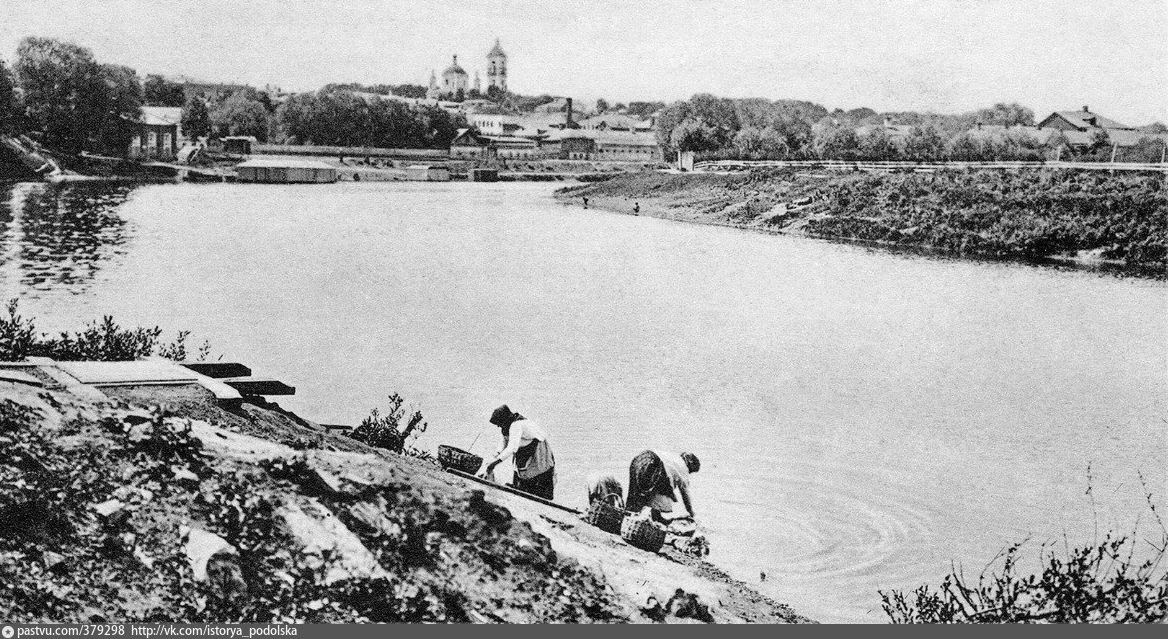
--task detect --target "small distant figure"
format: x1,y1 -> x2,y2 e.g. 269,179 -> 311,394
586,472 -> 624,509
582,196 -> 589,209
627,450 -> 700,523
633,202 -> 641,214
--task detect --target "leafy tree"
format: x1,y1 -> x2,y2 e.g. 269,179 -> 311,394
15,37 -> 116,151
97,63 -> 144,152
274,90 -> 466,148
669,119 -> 719,153
903,124 -> 946,161
1119,137 -> 1168,163
393,83 -> 429,99
1141,122 -> 1167,134
0,58 -> 18,133
975,102 -> 1035,127
843,106 -> 878,122
486,84 -> 504,101
453,88 -> 465,102
142,74 -> 185,106
595,98 -> 609,113
945,131 -> 988,161
732,126 -> 788,159
467,88 -> 482,99
857,127 -> 899,160
811,121 -> 859,159
626,101 -> 665,117
211,90 -> 270,141
181,96 -> 211,140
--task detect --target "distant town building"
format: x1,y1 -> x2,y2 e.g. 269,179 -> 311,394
127,106 -> 183,160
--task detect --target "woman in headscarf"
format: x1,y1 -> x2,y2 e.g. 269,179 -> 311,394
476,404 -> 556,500
626,450 -> 700,522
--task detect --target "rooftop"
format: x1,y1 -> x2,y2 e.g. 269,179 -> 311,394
236,158 -> 336,169
139,106 -> 182,126
1045,108 -> 1132,131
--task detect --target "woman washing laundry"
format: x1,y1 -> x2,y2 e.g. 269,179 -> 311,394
626,450 -> 700,523
476,404 -> 556,500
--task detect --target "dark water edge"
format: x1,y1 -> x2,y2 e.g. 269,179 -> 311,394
798,231 -> 1168,281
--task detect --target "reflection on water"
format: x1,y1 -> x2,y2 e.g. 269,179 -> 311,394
0,181 -> 134,297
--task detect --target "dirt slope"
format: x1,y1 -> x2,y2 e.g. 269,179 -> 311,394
0,379 -> 811,624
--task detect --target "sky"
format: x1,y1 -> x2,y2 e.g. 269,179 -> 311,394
2,0 -> 1165,124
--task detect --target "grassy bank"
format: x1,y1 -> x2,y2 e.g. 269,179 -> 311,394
558,169 -> 1167,274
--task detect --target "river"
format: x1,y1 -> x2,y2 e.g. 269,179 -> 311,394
2,179 -> 1165,622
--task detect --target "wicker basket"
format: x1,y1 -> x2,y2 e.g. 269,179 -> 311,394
583,501 -> 626,534
438,445 -> 484,474
621,516 -> 666,552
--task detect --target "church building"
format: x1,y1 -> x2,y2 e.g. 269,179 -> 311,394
427,39 -> 508,100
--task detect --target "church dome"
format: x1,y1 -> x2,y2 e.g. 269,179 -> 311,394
488,39 -> 506,58
442,55 -> 468,77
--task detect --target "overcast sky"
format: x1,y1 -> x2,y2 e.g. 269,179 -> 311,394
2,0 -> 1164,124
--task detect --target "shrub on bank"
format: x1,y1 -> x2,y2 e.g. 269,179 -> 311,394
348,392 -> 429,460
881,528 -> 1167,622
0,299 -> 210,361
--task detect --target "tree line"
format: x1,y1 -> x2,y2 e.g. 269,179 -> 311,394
0,37 -> 470,155
656,94 -> 1168,163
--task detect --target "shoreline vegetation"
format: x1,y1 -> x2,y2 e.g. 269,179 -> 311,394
556,169 -> 1167,277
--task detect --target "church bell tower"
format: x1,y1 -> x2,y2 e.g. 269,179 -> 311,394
486,38 -> 507,93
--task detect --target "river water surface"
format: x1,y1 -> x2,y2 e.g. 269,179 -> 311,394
2,180 -> 1165,622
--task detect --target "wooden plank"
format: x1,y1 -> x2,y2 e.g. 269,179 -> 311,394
180,362 -> 252,378
221,377 -> 296,396
446,468 -> 581,515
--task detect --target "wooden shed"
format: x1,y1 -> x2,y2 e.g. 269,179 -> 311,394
236,158 -> 337,184
404,164 -> 451,181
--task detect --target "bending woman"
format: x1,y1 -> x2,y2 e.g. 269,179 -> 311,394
476,404 -> 556,500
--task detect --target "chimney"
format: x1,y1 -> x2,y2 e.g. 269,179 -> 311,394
1082,105 -> 1089,113
565,97 -> 574,127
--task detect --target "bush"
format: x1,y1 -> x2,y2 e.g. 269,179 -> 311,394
0,299 -> 210,361
881,489 -> 1168,623
348,393 -> 428,455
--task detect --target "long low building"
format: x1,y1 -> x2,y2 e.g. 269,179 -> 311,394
451,128 -> 664,162
236,158 -> 337,183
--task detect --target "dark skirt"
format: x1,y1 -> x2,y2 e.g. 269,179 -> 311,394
626,450 -> 674,512
512,468 -> 555,501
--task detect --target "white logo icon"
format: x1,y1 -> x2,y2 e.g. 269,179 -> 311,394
2,625 -> 14,639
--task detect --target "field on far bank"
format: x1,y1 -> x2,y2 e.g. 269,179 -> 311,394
558,169 -> 1167,273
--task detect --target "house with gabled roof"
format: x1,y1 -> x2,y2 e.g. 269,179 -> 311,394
1036,106 -> 1135,132
127,106 -> 183,160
